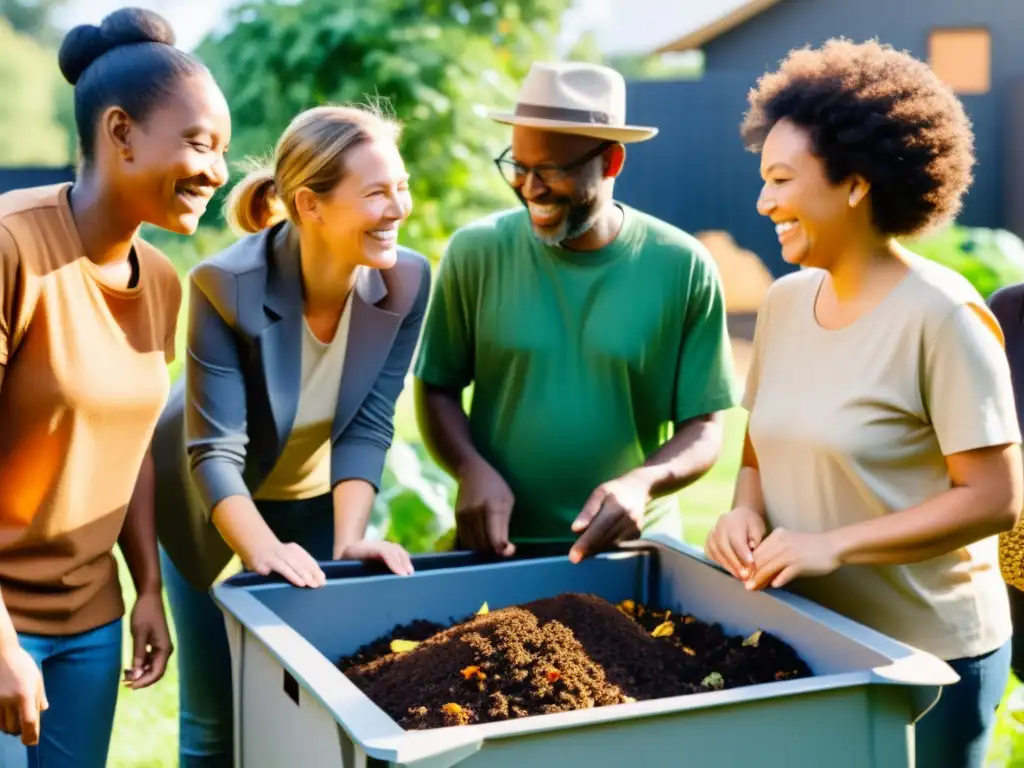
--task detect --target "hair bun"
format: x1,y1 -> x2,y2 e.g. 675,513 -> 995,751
58,7 -> 177,86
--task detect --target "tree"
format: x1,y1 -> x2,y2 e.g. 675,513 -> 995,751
195,0 -> 571,260
1,0 -> 67,44
0,16 -> 72,165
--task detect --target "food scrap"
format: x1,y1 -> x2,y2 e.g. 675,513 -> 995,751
545,668 -> 562,683
701,672 -> 725,690
460,665 -> 486,681
477,602 -> 489,615
651,620 -> 674,638
742,630 -> 763,648
389,639 -> 421,654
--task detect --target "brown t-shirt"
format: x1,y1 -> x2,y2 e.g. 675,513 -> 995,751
0,183 -> 181,636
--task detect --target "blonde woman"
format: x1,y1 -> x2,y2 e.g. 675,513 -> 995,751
151,104 -> 429,766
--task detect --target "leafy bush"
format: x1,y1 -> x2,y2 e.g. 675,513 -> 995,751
905,224 -> 1024,299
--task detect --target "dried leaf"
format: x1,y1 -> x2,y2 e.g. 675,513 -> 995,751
681,646 -> 696,656
390,639 -> 421,653
683,615 -> 696,624
441,702 -> 463,715
701,672 -> 725,690
742,630 -> 763,648
616,599 -> 636,616
651,620 -> 675,638
477,602 -> 489,615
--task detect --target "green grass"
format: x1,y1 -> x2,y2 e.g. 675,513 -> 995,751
104,401 -> 1024,766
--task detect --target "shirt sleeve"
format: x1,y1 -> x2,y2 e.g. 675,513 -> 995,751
673,248 -> 741,423
924,301 -> 1022,455
163,268 -> 183,365
0,224 -> 19,367
412,234 -> 475,391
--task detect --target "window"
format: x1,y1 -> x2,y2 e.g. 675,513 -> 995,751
928,28 -> 991,95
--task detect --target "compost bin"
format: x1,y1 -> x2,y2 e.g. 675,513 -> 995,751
212,534 -> 957,768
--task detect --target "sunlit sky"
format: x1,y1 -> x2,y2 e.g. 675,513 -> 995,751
53,0 -> 749,55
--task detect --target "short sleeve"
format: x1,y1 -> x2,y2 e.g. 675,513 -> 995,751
925,302 -> 1022,455
412,235 -> 475,390
673,250 -> 740,422
163,271 -> 183,365
0,224 -> 19,366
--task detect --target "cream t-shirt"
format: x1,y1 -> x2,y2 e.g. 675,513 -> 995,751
744,254 -> 1019,660
255,296 -> 353,501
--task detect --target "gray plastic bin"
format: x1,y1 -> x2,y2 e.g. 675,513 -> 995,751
212,534 -> 957,768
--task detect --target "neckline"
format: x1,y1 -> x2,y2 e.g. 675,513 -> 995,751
58,183 -> 144,298
535,203 -> 637,267
806,262 -> 915,336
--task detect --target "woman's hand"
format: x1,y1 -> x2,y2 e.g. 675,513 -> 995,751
245,539 -> 326,588
335,540 -> 414,576
704,506 -> 767,580
745,528 -> 842,590
124,591 -> 173,690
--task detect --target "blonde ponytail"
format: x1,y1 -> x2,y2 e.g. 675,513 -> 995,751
223,166 -> 287,235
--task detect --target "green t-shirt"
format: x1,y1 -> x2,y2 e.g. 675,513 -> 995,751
414,203 -> 739,542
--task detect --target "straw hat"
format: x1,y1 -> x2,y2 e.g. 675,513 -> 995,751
488,61 -> 659,143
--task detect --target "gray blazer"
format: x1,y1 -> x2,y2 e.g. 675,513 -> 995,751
152,222 -> 431,591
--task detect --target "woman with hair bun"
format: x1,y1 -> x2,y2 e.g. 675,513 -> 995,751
0,6 -> 230,768
705,39 -> 1021,767
150,103 -> 428,766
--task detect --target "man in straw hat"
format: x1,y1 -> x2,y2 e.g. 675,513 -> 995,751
413,61 -> 738,561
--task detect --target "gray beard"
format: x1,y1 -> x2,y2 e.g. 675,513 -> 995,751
532,209 -> 598,247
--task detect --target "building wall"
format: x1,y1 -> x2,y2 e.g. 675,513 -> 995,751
0,166 -> 74,195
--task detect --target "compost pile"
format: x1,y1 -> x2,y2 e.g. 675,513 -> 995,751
337,593 -> 812,730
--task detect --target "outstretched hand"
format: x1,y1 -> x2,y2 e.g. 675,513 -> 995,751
569,474 -> 649,564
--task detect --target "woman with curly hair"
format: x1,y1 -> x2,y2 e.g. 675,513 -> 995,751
705,39 -> 1022,766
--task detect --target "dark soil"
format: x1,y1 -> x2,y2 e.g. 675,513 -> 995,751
337,593 -> 812,730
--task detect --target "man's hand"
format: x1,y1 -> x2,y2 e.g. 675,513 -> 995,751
455,457 -> 516,557
569,473 -> 650,563
0,643 -> 46,745
336,540 -> 414,576
124,592 -> 173,690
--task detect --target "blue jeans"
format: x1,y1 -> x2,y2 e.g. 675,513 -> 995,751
914,639 -> 1011,768
162,493 -> 334,768
0,618 -> 122,768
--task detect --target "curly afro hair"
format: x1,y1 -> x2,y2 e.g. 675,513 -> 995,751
740,38 -> 975,237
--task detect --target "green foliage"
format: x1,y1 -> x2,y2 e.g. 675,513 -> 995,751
905,224 -> 1024,299
369,439 -> 456,552
0,16 -> 72,164
195,0 -> 571,261
0,0 -> 66,44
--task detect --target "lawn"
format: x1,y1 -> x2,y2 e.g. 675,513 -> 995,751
102,398 -> 1024,765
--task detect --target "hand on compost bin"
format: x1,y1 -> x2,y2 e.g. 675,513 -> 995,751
569,473 -> 648,563
124,591 -> 173,689
246,539 -> 326,588
0,644 -> 47,745
704,506 -> 767,580
454,456 -> 516,557
745,528 -> 842,590
335,540 -> 414,576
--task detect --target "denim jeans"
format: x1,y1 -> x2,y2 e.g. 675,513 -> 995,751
914,638 -> 1011,768
0,618 -> 122,768
162,493 -> 334,768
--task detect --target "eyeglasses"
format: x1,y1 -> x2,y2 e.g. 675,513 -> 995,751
493,141 -> 616,188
